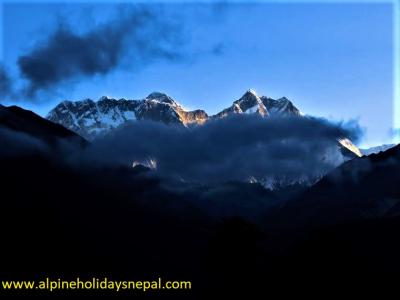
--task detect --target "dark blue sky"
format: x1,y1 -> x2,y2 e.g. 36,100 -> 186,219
0,0 -> 395,147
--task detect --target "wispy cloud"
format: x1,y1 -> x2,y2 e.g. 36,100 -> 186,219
17,5 -> 190,96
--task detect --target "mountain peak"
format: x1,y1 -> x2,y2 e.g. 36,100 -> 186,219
246,89 -> 258,96
59,100 -> 73,106
146,92 -> 176,104
260,96 -> 302,117
99,96 -> 112,101
147,91 -> 167,98
227,89 -> 268,116
236,89 -> 261,103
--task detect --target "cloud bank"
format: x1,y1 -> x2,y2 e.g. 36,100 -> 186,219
83,115 -> 362,183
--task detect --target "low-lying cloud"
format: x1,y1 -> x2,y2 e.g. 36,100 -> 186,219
0,126 -> 48,156
83,115 -> 362,183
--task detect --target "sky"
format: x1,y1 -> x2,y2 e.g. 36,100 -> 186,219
0,0 -> 396,147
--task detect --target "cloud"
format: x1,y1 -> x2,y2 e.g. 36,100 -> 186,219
0,126 -> 49,156
390,127 -> 400,141
0,66 -> 12,99
83,115 -> 362,183
17,5 -> 189,96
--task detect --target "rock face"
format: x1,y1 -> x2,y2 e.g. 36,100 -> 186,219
47,89 -> 301,139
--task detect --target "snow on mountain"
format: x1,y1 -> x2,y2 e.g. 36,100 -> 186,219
47,88 -> 360,154
360,144 -> 397,156
138,92 -> 209,126
46,97 -> 139,139
338,138 -> 363,158
45,89 -> 363,190
213,89 -> 301,118
261,96 -> 302,117
47,89 -> 361,159
214,89 -> 269,118
47,89 -> 303,140
47,92 -> 208,139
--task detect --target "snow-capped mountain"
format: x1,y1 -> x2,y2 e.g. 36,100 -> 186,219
261,96 -> 302,117
47,89 -> 361,159
44,89 -> 363,190
360,144 -> 397,156
214,89 -> 301,119
47,92 -> 208,139
46,97 -> 138,139
215,89 -> 269,118
47,89 -> 302,139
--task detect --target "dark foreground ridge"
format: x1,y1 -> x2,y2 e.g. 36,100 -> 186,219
1,105 -> 400,297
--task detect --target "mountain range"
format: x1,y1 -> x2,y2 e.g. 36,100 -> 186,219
46,89 -> 302,140
47,89 -> 365,164
46,89 -> 394,158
